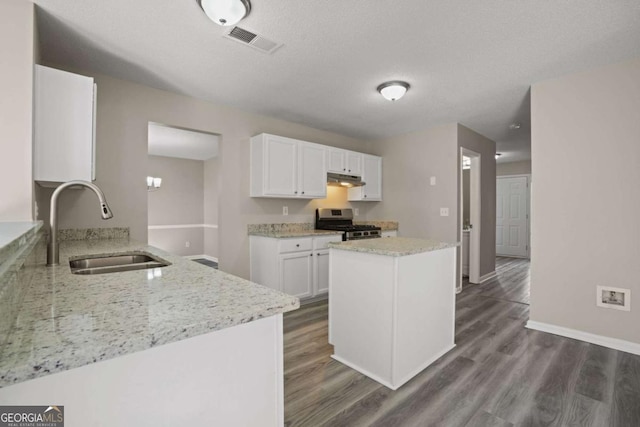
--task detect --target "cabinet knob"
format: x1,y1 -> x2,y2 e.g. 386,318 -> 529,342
296,244 -> 300,247
301,191 -> 305,194
343,168 -> 346,171
294,191 -> 298,194
364,195 -> 367,198
310,253 -> 313,257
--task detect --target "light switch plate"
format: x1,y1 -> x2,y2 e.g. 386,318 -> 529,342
440,208 -> 449,217
430,176 -> 436,186
354,208 -> 359,216
283,206 -> 288,216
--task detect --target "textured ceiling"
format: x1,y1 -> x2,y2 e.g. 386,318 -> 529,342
35,0 -> 640,162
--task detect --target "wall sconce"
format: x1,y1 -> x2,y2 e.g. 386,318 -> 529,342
147,176 -> 162,191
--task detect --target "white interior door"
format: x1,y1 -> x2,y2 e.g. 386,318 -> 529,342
496,176 -> 529,257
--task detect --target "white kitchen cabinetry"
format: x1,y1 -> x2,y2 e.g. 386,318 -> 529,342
327,148 -> 363,176
348,154 -> 382,201
250,234 -> 342,299
250,134 -> 326,199
381,230 -> 398,238
34,65 -> 96,184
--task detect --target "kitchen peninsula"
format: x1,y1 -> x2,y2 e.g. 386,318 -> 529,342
328,237 -> 457,390
0,225 -> 298,426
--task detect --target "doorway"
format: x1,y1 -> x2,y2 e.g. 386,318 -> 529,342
459,148 -> 481,292
496,175 -> 530,258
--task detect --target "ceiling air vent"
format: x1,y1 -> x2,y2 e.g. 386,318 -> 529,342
224,26 -> 282,54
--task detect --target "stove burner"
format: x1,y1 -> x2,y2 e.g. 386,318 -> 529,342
315,208 -> 382,240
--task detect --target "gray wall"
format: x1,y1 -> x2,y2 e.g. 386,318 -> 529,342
458,124 -> 497,277
147,155 -> 204,256
368,124 -> 459,243
531,57 -> 640,344
0,0 -> 34,221
462,169 -> 470,226
35,70 -> 374,278
497,160 -> 531,176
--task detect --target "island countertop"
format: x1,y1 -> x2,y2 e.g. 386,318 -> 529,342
0,238 -> 299,388
329,237 -> 458,257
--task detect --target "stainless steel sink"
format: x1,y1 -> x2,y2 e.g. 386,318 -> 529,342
69,252 -> 171,275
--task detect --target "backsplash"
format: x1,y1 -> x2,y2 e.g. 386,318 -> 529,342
58,227 -> 130,241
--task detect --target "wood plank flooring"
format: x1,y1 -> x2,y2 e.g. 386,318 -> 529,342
283,257 -> 640,426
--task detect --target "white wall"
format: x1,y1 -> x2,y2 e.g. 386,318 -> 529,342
530,57 -> 640,344
0,0 -> 34,221
147,155 -> 204,256
497,160 -> 531,176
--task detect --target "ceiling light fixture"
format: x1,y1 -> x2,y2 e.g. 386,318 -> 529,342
495,153 -> 502,159
377,81 -> 410,101
198,0 -> 251,27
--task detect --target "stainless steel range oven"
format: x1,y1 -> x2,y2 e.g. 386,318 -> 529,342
315,208 -> 381,241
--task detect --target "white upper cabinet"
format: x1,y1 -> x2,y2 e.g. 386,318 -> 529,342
345,151 -> 363,176
250,133 -> 326,199
327,148 -> 363,176
348,154 -> 382,201
33,65 -> 96,185
298,142 -> 327,198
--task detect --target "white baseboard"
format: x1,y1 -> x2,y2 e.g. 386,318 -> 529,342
526,320 -> 640,356
479,271 -> 497,283
185,254 -> 218,262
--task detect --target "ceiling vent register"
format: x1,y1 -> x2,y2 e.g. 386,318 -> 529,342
224,26 -> 282,54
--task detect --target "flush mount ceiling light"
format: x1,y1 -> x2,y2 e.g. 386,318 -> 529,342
495,153 -> 502,159
377,81 -> 410,101
198,0 -> 251,26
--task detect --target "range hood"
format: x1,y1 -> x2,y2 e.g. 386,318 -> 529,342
327,172 -> 365,188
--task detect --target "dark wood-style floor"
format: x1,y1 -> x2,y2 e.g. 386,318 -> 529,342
283,257 -> 640,426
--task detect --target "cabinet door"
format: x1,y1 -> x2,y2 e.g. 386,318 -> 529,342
263,135 -> 297,196
34,65 -> 95,183
362,155 -> 382,200
348,155 -> 382,201
346,152 -> 363,176
279,251 -> 313,299
327,148 -> 346,173
298,143 -> 327,198
314,249 -> 330,295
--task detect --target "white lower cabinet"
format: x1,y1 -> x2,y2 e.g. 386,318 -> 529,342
279,251 -> 313,299
250,234 -> 342,299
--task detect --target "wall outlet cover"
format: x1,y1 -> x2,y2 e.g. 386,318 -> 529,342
185,241 -> 190,248
354,208 -> 359,216
430,176 -> 436,186
283,206 -> 288,216
440,208 -> 449,217
596,285 -> 630,311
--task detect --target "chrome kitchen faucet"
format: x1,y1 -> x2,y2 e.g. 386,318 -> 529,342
47,180 -> 113,266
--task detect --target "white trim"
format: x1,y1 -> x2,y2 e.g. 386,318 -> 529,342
148,224 -> 218,230
184,254 -> 219,262
526,321 -> 640,356
479,271 -> 497,283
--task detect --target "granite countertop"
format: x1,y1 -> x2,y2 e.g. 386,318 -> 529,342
329,237 -> 458,257
0,222 -> 42,267
0,238 -> 299,388
247,222 -> 342,238
249,229 -> 343,238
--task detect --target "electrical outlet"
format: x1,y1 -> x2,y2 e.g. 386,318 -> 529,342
283,206 -> 288,216
354,208 -> 359,216
440,208 -> 449,217
185,241 -> 190,248
430,176 -> 436,186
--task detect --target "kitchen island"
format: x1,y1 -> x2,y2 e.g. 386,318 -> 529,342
328,237 -> 457,390
0,227 -> 298,426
